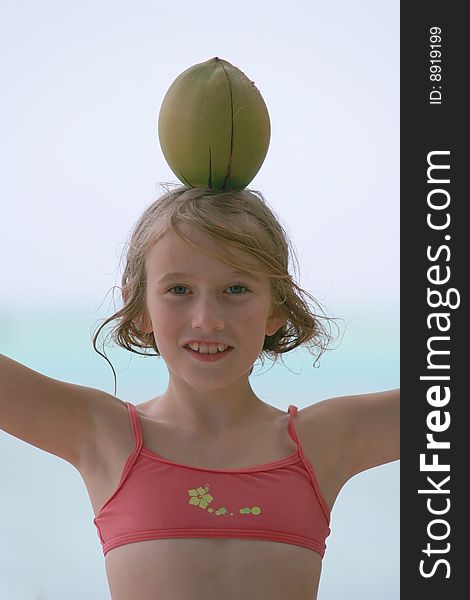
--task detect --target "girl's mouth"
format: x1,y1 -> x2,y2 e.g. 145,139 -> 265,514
183,346 -> 233,362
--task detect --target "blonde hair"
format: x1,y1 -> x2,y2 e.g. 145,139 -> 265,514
93,185 -> 336,395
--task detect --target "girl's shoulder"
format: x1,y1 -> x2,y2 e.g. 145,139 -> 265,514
78,392 -> 132,478
296,389 -> 400,491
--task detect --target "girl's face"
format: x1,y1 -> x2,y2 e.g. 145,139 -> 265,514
142,228 -> 285,390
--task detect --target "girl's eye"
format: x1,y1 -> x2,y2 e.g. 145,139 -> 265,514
167,285 -> 249,295
168,285 -> 188,295
226,285 -> 249,294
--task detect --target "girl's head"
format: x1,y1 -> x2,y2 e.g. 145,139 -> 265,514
93,185 -> 334,393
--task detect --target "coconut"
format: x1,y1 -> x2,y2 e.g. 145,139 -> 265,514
158,57 -> 270,190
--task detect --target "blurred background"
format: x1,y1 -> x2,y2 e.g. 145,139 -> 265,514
0,1 -> 399,598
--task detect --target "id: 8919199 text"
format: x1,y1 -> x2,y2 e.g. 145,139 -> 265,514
429,26 -> 442,105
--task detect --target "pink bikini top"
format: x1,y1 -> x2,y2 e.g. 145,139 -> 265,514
93,402 -> 331,558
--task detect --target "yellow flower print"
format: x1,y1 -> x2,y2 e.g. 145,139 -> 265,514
187,484 -> 214,510
187,483 -> 262,516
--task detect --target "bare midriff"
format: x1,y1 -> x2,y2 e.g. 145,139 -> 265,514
104,537 -> 322,600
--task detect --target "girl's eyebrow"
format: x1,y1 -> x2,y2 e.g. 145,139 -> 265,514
156,270 -> 260,283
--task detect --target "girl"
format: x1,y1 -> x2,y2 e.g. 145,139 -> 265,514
0,185 -> 399,600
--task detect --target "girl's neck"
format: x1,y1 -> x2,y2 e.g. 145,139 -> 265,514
147,378 -> 269,436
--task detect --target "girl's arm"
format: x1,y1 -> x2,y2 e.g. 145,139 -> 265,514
303,389 -> 400,483
0,353 -> 106,471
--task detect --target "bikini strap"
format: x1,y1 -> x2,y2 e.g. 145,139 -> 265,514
125,402 -> 143,452
287,404 -> 331,523
95,403 -> 143,508
287,404 -> 299,445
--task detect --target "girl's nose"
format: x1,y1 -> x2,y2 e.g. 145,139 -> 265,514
191,297 -> 225,331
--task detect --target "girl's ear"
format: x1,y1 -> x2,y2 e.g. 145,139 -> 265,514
122,286 -> 153,334
137,311 -> 153,334
265,308 -> 286,337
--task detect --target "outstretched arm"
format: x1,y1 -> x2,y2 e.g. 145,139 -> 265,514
340,388 -> 400,477
303,389 -> 400,483
0,353 -> 108,470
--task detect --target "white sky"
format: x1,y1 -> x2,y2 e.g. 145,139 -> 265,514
0,0 -> 398,319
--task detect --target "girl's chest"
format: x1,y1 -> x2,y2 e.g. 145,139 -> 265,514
82,401 -> 340,520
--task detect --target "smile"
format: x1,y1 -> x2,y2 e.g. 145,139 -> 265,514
183,346 -> 233,362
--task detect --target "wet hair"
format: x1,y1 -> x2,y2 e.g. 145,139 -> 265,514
92,184 -> 337,395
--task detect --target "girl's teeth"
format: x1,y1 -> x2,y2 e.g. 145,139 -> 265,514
188,343 -> 227,354
200,344 -> 216,354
